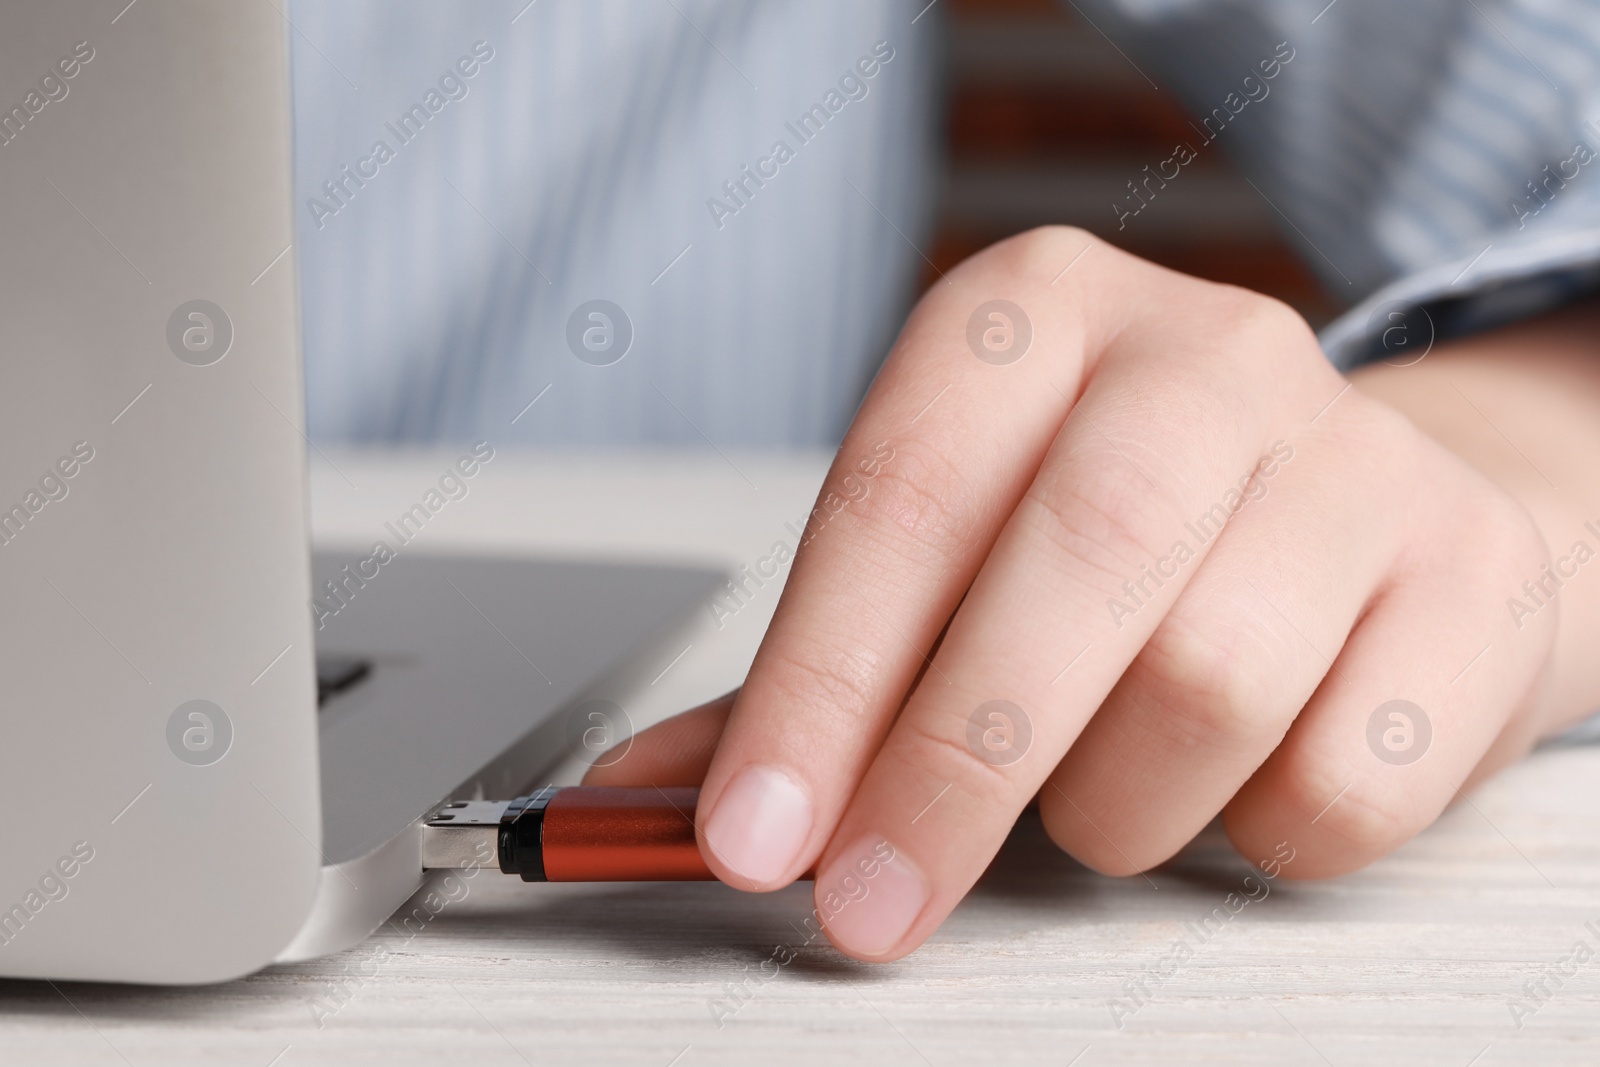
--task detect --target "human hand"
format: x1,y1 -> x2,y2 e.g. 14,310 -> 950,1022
587,228 -> 1561,961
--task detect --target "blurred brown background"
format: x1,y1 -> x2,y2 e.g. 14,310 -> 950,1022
930,0 -> 1340,328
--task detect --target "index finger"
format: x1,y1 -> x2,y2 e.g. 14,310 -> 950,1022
693,229 -> 1115,890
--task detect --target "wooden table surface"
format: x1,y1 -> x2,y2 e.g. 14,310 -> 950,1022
3,452 -> 1598,1066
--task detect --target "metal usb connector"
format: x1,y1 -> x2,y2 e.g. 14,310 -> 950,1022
421,798 -> 510,870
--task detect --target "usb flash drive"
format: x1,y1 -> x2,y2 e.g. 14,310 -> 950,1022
421,786 -> 721,881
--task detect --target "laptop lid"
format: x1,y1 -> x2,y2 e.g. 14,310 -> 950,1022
0,1 -> 322,981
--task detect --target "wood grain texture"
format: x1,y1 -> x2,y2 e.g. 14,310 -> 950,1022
2,454 -> 1596,1065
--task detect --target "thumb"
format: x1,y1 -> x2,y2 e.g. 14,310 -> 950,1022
580,689 -> 738,787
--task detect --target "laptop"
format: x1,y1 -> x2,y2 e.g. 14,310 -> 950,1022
0,3 -> 720,983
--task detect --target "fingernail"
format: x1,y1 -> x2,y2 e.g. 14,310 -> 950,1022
702,764 -> 813,886
815,833 -> 928,958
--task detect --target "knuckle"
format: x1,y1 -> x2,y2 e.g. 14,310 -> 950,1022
1285,769 -> 1413,856
1241,290 -> 1313,343
1003,224 -> 1098,271
961,225 -> 1106,287
894,709 -> 1028,811
1456,492 -> 1557,637
1386,426 -> 1550,591
1200,286 -> 1324,380
1132,617 -> 1279,751
1216,286 -> 1313,346
847,436 -> 976,563
1467,491 -> 1546,570
759,638 -> 885,732
1037,793 -> 1158,877
1019,463 -> 1176,592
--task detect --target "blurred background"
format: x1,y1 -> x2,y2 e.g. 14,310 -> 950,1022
930,0 -> 1336,327
291,0 -> 1348,447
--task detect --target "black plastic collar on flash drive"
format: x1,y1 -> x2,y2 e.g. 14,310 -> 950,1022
498,786 -> 559,881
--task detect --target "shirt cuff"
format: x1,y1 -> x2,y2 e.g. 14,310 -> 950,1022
1318,226 -> 1600,371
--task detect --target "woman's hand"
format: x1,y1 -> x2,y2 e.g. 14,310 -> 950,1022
588,228 -> 1580,961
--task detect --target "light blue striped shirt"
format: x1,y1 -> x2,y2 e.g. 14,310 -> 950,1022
1076,0 -> 1600,367
291,0 -> 1600,446
290,0 -> 938,446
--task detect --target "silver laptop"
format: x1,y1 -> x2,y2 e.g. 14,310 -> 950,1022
0,3 -> 719,982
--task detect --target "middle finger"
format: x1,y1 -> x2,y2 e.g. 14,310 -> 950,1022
809,301 -> 1335,959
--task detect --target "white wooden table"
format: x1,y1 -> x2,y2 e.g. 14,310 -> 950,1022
4,452 -> 1598,1066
